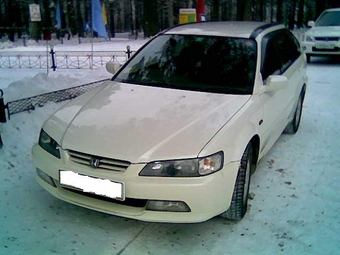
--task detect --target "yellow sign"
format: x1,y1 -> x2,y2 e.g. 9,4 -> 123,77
179,9 -> 197,24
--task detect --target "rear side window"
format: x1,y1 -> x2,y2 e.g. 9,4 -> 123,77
261,29 -> 301,82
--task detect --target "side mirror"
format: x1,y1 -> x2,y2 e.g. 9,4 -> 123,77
265,75 -> 288,92
307,21 -> 315,27
106,62 -> 121,75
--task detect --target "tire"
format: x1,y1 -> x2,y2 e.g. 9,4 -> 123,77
221,143 -> 254,221
284,91 -> 304,134
306,54 -> 311,63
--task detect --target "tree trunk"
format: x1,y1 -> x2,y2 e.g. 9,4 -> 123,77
168,0 -> 174,27
276,0 -> 283,23
211,0 -> 220,21
61,0 -> 69,31
296,0 -> 305,28
109,2 -> 116,38
270,0 -> 274,22
259,0 -> 264,21
79,0 -> 86,36
251,0 -> 263,21
143,0 -> 159,37
131,0 -> 136,36
237,0 -> 246,20
72,0 -> 82,37
221,0 -> 229,21
288,0 -> 297,29
237,0 -> 251,21
315,0 -> 327,18
28,0 -> 41,41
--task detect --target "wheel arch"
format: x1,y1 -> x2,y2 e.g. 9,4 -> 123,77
220,134 -> 260,221
301,84 -> 307,100
249,135 -> 260,175
229,125 -> 260,164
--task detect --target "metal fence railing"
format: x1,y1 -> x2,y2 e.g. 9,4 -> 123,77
0,51 -> 48,69
0,50 -> 133,70
53,51 -> 128,69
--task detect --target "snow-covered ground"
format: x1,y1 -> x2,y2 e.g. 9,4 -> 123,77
0,38 -> 339,255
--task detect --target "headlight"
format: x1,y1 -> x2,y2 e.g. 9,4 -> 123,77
304,35 -> 313,42
139,151 -> 223,177
38,129 -> 61,159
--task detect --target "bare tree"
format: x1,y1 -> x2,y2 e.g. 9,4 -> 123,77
296,0 -> 305,28
276,0 -> 283,23
288,0 -> 297,29
3,0 -> 337,42
315,0 -> 326,17
211,0 -> 220,21
143,0 -> 159,37
236,0 -> 252,21
168,0 -> 174,27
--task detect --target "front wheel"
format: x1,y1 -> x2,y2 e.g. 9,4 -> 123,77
221,143 -> 255,221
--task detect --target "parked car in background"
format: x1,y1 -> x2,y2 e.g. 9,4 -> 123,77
302,8 -> 340,63
32,21 -> 307,223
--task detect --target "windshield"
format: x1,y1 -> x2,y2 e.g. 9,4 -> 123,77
114,34 -> 257,95
316,11 -> 340,26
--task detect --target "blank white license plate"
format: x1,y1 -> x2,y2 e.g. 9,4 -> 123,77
316,42 -> 335,49
60,170 -> 124,200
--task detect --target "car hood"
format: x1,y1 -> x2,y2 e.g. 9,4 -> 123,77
306,26 -> 340,37
43,81 -> 250,163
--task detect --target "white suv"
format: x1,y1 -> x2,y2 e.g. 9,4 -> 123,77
32,22 -> 307,223
302,8 -> 340,63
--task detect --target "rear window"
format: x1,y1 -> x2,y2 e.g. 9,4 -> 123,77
316,11 -> 340,26
115,34 -> 257,95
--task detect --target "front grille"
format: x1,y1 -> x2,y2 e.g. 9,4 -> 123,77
68,150 -> 130,172
315,37 -> 339,42
312,47 -> 340,52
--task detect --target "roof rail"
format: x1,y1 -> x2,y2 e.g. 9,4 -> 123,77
250,22 -> 282,39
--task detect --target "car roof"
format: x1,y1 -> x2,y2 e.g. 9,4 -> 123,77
323,8 -> 340,12
163,21 -> 283,39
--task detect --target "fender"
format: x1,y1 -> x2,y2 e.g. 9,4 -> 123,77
221,121 -> 259,164
198,119 -> 260,210
199,96 -> 262,164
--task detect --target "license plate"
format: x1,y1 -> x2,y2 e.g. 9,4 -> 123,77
316,42 -> 335,49
60,170 -> 124,200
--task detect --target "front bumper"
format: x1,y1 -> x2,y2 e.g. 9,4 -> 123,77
302,41 -> 340,56
32,144 -> 240,223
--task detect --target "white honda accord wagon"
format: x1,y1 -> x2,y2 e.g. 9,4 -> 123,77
32,22 -> 307,223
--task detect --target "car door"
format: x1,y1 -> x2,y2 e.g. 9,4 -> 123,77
259,29 -> 303,154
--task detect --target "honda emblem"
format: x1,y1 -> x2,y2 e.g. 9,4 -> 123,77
90,157 -> 100,168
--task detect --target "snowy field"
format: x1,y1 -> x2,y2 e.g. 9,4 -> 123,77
0,38 -> 339,255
